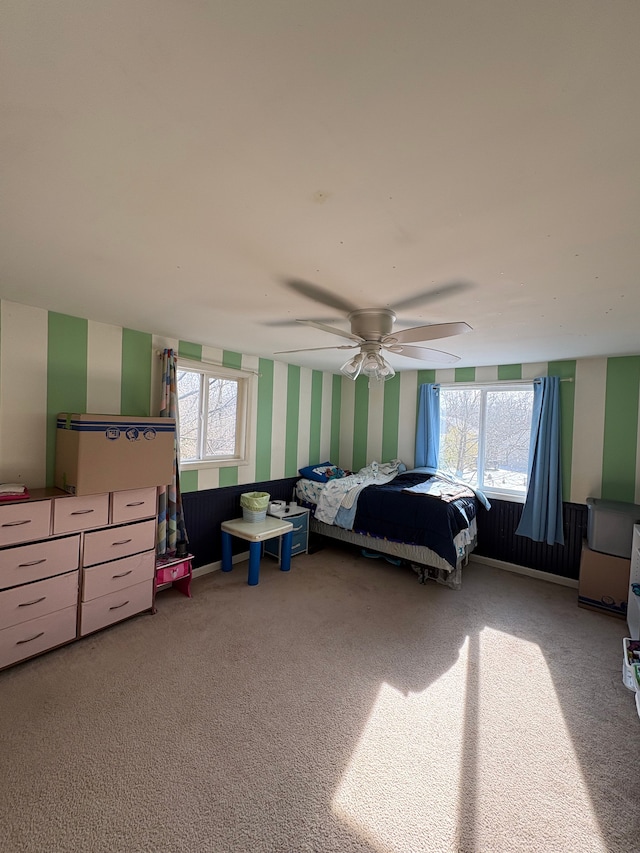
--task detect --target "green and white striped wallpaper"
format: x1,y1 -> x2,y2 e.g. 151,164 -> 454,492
1,298 -> 639,505
0,303 -> 156,491
339,357 -> 640,505
151,332 -> 340,492
0,300 -> 338,493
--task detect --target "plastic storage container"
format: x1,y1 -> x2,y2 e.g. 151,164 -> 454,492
622,637 -> 640,691
586,498 -> 640,558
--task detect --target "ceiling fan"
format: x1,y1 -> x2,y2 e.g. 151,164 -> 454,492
274,279 -> 473,381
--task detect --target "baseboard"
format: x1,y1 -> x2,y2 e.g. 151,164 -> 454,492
192,550 -> 249,579
469,554 -> 579,588
193,550 -> 579,590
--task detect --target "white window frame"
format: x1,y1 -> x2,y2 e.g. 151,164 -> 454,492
438,381 -> 534,504
177,358 -> 254,471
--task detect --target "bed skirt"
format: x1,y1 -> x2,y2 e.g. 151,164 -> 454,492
309,517 -> 477,590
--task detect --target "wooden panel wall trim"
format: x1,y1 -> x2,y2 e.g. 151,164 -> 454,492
182,477 -> 300,568
474,500 -> 587,580
184,481 -> 587,581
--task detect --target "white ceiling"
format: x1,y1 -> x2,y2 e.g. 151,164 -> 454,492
1,1 -> 639,373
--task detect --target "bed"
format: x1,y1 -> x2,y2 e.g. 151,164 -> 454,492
295,463 -> 485,589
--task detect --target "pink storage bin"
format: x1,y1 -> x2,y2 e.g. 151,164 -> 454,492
156,559 -> 191,585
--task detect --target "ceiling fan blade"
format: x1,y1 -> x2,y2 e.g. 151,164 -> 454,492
274,344 -> 358,354
264,316 -> 344,328
383,321 -> 472,345
391,281 -> 472,312
284,279 -> 359,314
296,319 -> 363,343
384,344 -> 460,364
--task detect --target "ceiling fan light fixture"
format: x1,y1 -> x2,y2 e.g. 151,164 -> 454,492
340,352 -> 365,379
364,351 -> 395,380
378,358 -> 396,379
341,349 -> 396,383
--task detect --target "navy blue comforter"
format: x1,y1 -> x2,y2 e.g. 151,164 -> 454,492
352,472 -> 477,569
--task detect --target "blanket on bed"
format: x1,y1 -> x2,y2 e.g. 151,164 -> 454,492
313,460 -> 404,526
352,471 -> 477,569
402,478 -> 475,502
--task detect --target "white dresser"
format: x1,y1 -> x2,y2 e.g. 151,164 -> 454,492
0,486 -> 157,671
628,524 -> 640,640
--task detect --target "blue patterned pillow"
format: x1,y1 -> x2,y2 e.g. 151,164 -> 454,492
298,462 -> 336,483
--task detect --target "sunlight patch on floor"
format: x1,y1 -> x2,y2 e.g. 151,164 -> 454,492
332,642 -> 469,853
332,630 -> 609,853
471,626 -> 607,853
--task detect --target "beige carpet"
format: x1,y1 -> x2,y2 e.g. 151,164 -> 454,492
0,547 -> 638,853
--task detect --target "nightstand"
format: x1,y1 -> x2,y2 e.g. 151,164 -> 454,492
264,506 -> 309,562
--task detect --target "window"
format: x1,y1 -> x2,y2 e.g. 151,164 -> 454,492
438,384 -> 534,498
176,360 -> 252,468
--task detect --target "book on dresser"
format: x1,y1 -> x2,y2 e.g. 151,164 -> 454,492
0,486 -> 159,671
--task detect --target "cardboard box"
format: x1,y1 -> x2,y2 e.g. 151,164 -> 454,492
578,540 -> 630,619
55,414 -> 176,495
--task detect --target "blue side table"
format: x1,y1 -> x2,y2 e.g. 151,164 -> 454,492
220,516 -> 294,585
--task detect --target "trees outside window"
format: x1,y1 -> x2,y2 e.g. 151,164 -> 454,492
439,385 -> 534,496
176,362 -> 250,467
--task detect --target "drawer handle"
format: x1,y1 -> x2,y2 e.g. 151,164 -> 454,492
70,509 -> 94,515
112,570 -> 133,578
109,600 -> 130,611
125,501 -> 145,507
112,538 -> 133,546
16,631 -> 45,645
2,519 -> 31,527
18,596 -> 47,607
18,558 -> 47,568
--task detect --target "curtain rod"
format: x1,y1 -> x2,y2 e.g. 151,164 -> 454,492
155,350 -> 261,377
433,377 -> 573,388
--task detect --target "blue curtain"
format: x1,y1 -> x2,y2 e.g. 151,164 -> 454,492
515,376 -> 564,546
157,349 -> 189,556
415,383 -> 440,469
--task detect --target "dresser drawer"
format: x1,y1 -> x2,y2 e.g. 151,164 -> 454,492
0,571 -> 79,630
289,516 -> 307,535
83,519 -> 156,567
82,550 -> 155,602
80,580 -> 153,636
53,494 -> 109,534
111,487 -> 157,524
291,535 -> 307,555
0,500 -> 51,547
0,605 -> 77,670
264,511 -> 308,560
264,534 -> 307,558
0,534 -> 80,590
